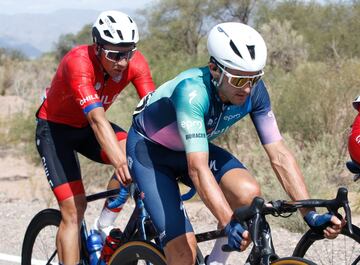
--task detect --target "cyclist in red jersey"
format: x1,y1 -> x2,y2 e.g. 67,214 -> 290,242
35,10 -> 155,265
348,96 -> 360,165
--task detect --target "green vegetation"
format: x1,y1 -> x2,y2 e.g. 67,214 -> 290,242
1,0 -> 359,232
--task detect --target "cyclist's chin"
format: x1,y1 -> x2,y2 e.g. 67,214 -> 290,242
231,95 -> 248,105
109,70 -> 123,79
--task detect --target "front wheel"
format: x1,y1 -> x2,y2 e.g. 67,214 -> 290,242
109,240 -> 166,265
21,208 -> 61,265
271,257 -> 316,265
293,224 -> 360,265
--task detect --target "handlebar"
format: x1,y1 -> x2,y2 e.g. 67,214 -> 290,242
233,187 -> 352,235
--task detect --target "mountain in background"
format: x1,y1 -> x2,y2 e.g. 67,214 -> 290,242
0,8 -> 134,58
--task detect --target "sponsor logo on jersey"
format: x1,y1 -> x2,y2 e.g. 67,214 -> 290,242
180,120 -> 202,130
94,82 -> 101,90
79,94 -> 100,106
185,133 -> 206,140
356,135 -> 360,144
223,113 -> 242,121
112,74 -> 122,83
189,91 -> 197,104
208,126 -> 230,137
101,93 -> 120,105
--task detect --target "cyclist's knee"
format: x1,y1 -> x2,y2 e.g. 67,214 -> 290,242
164,233 -> 197,265
59,196 -> 87,224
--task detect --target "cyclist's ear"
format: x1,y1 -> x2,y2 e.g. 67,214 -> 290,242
209,62 -> 220,79
95,44 -> 101,56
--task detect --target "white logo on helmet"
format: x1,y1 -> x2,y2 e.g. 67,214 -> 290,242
104,17 -> 116,35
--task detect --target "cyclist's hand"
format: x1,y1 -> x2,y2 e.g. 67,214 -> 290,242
324,215 -> 345,239
304,211 -> 344,239
114,161 -> 132,186
224,220 -> 250,251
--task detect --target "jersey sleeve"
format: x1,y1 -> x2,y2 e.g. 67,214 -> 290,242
171,79 -> 210,153
63,54 -> 103,115
131,51 -> 156,99
250,81 -> 282,145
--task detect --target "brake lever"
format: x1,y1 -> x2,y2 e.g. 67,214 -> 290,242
344,203 -> 353,235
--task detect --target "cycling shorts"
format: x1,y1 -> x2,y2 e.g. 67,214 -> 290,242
35,118 -> 127,202
126,127 -> 246,246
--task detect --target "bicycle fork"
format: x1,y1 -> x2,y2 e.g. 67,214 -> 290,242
246,215 -> 278,265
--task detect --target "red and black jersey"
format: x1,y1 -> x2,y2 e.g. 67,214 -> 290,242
37,44 -> 155,128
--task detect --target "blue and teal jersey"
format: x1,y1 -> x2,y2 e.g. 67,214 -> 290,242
133,67 -> 282,153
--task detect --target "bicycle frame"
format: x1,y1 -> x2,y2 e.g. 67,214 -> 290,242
86,186 -> 352,265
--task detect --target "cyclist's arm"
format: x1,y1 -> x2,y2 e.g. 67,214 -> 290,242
87,108 -> 130,185
250,82 -> 311,216
263,140 -> 311,217
131,51 -> 156,99
187,151 -> 233,228
65,55 -> 130,185
173,79 -> 232,227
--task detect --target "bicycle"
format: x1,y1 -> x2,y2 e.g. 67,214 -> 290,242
291,162 -> 360,265
22,184 -> 359,265
109,186 -> 360,265
21,187 -> 128,265
109,191 -> 330,265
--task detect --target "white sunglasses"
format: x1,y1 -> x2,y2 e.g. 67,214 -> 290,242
218,65 -> 264,88
102,47 -> 137,62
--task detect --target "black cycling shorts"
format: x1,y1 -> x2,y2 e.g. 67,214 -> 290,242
35,118 -> 127,201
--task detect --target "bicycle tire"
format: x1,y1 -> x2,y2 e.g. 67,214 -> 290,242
21,208 -> 61,265
271,257 -> 316,264
109,240 -> 166,265
293,224 -> 360,265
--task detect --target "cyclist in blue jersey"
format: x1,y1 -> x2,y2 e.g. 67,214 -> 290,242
126,22 -> 344,265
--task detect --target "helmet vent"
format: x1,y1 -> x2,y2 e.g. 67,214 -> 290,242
117,30 -> 124,40
132,30 -> 135,40
104,30 -> 113,38
247,45 -> 255,59
229,40 -> 242,59
128,16 -> 134,23
99,19 -> 104,25
107,16 -> 116,23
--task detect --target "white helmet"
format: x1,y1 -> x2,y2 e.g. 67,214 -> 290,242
92,10 -> 139,46
207,22 -> 267,72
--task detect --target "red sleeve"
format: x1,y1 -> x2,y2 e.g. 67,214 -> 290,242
63,53 -> 103,114
130,51 -> 156,99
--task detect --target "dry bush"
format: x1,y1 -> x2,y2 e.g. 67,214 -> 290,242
260,19 -> 308,72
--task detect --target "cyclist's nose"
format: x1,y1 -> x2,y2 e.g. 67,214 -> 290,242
241,82 -> 252,94
114,58 -> 128,67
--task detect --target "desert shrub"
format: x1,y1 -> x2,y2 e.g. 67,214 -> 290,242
267,59 -> 359,143
0,55 -> 56,103
260,19 -> 308,72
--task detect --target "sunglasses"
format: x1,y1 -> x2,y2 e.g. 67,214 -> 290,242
102,47 -> 137,62
218,65 -> 264,88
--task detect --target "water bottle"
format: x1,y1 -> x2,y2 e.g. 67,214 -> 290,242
86,229 -> 104,265
100,228 -> 123,263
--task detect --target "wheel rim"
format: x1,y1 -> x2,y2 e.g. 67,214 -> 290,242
301,233 -> 360,265
31,224 -> 59,265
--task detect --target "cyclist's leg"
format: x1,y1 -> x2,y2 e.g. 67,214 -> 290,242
126,127 -> 196,265
57,194 -> 87,264
77,123 -> 128,237
207,144 -> 261,208
35,119 -> 87,264
207,143 -> 261,265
